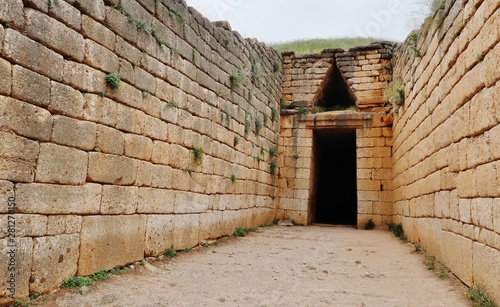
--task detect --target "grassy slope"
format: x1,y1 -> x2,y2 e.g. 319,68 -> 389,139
269,37 -> 383,54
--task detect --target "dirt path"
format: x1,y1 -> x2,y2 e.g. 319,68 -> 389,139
33,226 -> 469,307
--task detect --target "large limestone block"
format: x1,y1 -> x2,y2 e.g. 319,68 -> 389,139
0,131 -> 39,183
174,191 -> 209,214
137,188 -> 175,214
47,215 -> 82,235
12,65 -> 51,107
95,125 -> 124,155
101,186 -> 138,214
25,8 -> 85,61
48,81 -> 85,118
2,29 -> 64,81
144,215 -> 174,257
473,242 -> 500,303
78,215 -> 145,275
199,211 -> 223,240
0,181 -> 14,214
0,96 -> 52,141
87,152 -> 137,185
51,115 -> 97,151
0,237 -> 33,302
35,143 -> 88,185
172,214 -> 200,250
30,234 -> 79,293
0,0 -> 24,28
440,232 -> 473,283
123,133 -> 153,160
0,214 -> 46,238
16,183 -> 101,214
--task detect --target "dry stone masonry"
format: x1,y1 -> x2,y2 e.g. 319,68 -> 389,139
392,0 -> 500,301
0,0 -> 499,304
0,0 -> 281,302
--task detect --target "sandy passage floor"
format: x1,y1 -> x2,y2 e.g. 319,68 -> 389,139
35,226 -> 469,307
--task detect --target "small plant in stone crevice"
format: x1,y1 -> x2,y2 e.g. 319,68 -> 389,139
476,53 -> 485,62
244,113 -> 252,136
168,8 -> 185,23
230,70 -> 244,89
271,107 -> 278,122
297,107 -> 309,115
423,254 -> 450,279
363,219 -> 376,230
233,227 -> 256,237
270,159 -> 278,175
233,136 -> 239,147
465,283 -> 496,307
384,77 -> 405,110
230,174 -> 236,183
192,147 -> 204,165
166,101 -> 178,108
255,114 -> 263,135
105,73 -> 122,90
388,223 -> 408,242
165,245 -> 177,258
273,61 -> 282,73
182,168 -> 193,175
269,147 -> 277,158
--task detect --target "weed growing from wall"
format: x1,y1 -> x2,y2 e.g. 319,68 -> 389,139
465,283 -> 496,307
230,71 -> 244,89
271,107 -> 278,122
105,73 -> 122,90
384,77 -> 405,111
270,160 -> 277,174
192,147 -> 204,165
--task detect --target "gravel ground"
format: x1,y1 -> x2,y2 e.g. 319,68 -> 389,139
31,226 -> 469,307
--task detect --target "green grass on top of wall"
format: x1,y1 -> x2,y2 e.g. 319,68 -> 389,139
269,37 -> 384,54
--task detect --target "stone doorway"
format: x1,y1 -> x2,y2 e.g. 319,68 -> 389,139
312,128 -> 357,225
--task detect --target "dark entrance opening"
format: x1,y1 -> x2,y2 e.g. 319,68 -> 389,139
312,129 -> 357,225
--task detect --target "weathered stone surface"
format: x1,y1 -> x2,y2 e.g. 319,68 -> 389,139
25,8 -> 85,61
84,39 -> 119,73
174,191 -> 209,214
151,141 -> 170,165
0,0 -> 24,28
0,97 -> 52,141
51,116 -> 97,151
473,242 -> 500,303
144,215 -> 174,256
16,183 -> 101,214
151,164 -> 172,189
2,29 -> 64,81
172,214 -> 200,250
82,15 -> 115,50
0,181 -> 14,214
49,81 -> 85,118
63,61 -> 106,93
87,152 -> 137,185
135,160 -> 153,187
199,210 -> 223,240
47,215 -> 82,235
48,0 -> 82,31
78,215 -> 145,275
71,0 -> 105,21
137,188 -> 175,214
123,133 -> 153,160
101,185 -> 138,214
30,234 -> 80,293
95,125 -> 124,155
0,58 -> 11,95
35,143 -> 88,185
0,131 -> 39,183
0,237 -> 33,300
0,214 -> 47,238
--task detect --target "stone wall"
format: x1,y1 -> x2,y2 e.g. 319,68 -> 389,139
392,0 -> 499,300
278,46 -> 394,227
0,0 -> 282,301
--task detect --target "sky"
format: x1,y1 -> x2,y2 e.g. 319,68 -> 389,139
185,0 -> 429,43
